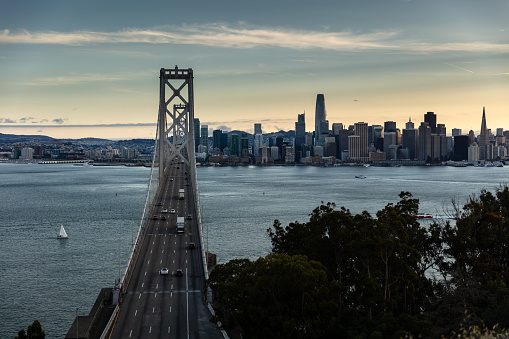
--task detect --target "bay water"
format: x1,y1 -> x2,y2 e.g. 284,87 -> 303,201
0,163 -> 507,338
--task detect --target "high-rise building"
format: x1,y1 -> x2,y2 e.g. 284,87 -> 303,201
193,118 -> 200,152
424,112 -> 437,134
240,134 -> 249,157
230,134 -> 240,156
405,118 -> 414,130
200,125 -> 209,152
452,128 -> 462,137
453,135 -> 469,161
496,128 -> 504,136
384,121 -> 397,133
295,113 -> 306,147
468,142 -> 479,162
478,107 -> 488,160
418,122 -> 431,161
314,94 -> 327,145
332,123 -> 343,135
254,123 -> 262,135
213,129 -> 222,151
354,122 -> 369,159
402,126 -> 418,160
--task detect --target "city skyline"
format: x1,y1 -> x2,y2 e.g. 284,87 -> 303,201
1,0 -> 508,139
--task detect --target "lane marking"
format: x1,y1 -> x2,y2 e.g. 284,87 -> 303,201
168,326 -> 170,334
149,326 -> 152,334
145,272 -> 147,276
156,284 -> 158,289
170,306 -> 172,312
129,329 -> 132,337
153,307 -> 155,313
135,310 -> 137,316
141,283 -> 144,288
139,293 -> 141,299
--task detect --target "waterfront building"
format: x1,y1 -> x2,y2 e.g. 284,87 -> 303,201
383,132 -> 398,159
468,142 -> 479,162
284,145 -> 295,163
194,118 -> 200,152
314,94 -> 328,145
453,135 -> 469,161
313,145 -> 324,157
424,112 -> 437,134
213,129 -> 222,151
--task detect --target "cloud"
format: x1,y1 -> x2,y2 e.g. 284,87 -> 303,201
19,117 -> 36,123
53,118 -> 66,124
0,118 -> 17,123
2,24 -> 508,53
216,125 -> 231,132
26,73 -> 125,86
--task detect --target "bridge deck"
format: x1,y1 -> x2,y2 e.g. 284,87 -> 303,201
108,161 -> 222,339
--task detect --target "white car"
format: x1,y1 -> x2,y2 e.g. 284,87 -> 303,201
162,209 -> 168,213
170,209 -> 176,214
160,268 -> 169,275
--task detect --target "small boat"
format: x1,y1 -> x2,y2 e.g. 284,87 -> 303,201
355,175 -> 367,179
412,213 -> 433,219
57,224 -> 68,239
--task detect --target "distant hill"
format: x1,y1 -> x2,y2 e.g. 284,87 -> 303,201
0,133 -> 57,143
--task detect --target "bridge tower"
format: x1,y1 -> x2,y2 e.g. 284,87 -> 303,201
158,66 -> 196,183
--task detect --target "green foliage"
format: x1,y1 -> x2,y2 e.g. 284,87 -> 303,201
209,253 -> 340,338
212,187 -> 509,338
15,320 -> 45,339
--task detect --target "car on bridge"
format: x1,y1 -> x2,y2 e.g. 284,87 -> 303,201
186,215 -> 192,220
162,208 -> 168,213
188,242 -> 196,250
161,216 -> 167,221
176,269 -> 183,277
170,209 -> 176,214
152,215 -> 158,220
159,268 -> 169,275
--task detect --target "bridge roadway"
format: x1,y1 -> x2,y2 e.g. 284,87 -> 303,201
108,161 -> 222,339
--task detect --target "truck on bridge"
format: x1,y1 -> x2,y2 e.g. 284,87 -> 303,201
177,216 -> 185,233
179,188 -> 185,199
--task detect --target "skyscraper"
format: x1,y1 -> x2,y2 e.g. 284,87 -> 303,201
418,122 -> 431,161
200,125 -> 209,153
402,124 -> 418,160
314,94 -> 327,145
384,121 -> 397,133
478,107 -> 488,160
295,112 -> 306,147
424,112 -> 437,134
479,107 -> 488,147
254,123 -> 262,135
194,118 -> 200,152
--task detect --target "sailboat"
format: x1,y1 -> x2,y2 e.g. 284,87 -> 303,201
57,224 -> 68,239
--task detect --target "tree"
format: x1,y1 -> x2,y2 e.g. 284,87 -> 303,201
15,320 -> 45,339
209,253 -> 340,339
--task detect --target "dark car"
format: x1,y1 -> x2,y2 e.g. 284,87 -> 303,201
152,215 -> 158,220
176,269 -> 183,277
161,216 -> 167,221
156,202 -> 162,206
186,215 -> 192,220
188,242 -> 196,250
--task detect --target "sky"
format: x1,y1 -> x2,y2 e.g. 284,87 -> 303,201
0,0 -> 508,139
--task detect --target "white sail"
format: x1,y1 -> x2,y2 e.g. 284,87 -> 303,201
58,224 -> 68,239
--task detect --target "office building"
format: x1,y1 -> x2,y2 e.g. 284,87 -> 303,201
200,125 -> 208,152
418,122 -> 432,161
193,118 -> 200,152
295,113 -> 306,147
230,134 -> 240,156
402,126 -> 418,160
452,128 -> 462,137
453,135 -> 469,160
254,123 -> 262,135
424,112 -> 437,134
468,142 -> 479,162
478,107 -> 488,160
314,94 -> 328,145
